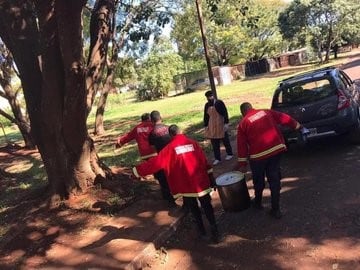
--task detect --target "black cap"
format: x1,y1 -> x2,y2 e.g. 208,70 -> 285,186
205,90 -> 213,97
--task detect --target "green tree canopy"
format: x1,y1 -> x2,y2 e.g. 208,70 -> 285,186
137,37 -> 184,100
171,0 -> 286,68
279,0 -> 360,62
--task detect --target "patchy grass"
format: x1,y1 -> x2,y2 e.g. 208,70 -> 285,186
107,193 -> 122,206
0,223 -> 10,238
1,49 -> 359,200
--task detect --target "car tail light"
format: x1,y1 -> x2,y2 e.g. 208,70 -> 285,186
337,90 -> 350,110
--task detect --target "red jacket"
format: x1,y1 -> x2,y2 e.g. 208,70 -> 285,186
133,134 -> 213,198
117,120 -> 157,160
237,109 -> 299,166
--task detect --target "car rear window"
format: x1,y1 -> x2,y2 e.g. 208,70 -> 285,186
275,78 -> 336,106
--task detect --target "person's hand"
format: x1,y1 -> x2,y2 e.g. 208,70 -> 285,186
295,122 -> 302,130
233,162 -> 247,173
232,162 -> 240,171
126,169 -> 140,180
238,165 -> 247,173
209,173 -> 217,191
129,173 -> 139,180
115,138 -> 122,149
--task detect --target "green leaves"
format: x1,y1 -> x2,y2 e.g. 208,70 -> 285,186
278,0 -> 360,61
172,0 -> 286,66
136,38 -> 185,100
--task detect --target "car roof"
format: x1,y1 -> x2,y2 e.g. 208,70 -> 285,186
279,66 -> 338,87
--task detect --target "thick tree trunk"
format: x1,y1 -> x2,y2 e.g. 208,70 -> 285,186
0,0 -> 111,202
85,0 -> 114,116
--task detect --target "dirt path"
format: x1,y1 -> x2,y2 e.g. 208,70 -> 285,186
143,135 -> 360,270
141,56 -> 360,270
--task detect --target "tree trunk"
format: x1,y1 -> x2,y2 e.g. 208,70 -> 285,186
94,11 -> 119,135
0,107 -> 34,148
0,0 -> 111,202
85,0 -> 114,116
94,66 -> 113,135
324,26 -> 333,63
0,58 -> 35,148
94,89 -> 108,135
315,38 -> 323,64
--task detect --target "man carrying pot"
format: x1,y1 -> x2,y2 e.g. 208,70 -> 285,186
235,102 -> 301,219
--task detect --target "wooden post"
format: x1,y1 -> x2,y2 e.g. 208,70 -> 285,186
195,0 -> 218,99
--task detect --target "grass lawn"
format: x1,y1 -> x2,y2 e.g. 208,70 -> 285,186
90,73 -> 288,168
1,49 -> 359,170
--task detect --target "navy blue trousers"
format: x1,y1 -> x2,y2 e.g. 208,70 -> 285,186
153,170 -> 174,203
183,194 -> 216,234
249,153 -> 282,211
210,131 -> 233,160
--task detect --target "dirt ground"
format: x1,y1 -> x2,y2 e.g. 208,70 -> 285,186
143,136 -> 360,270
0,53 -> 360,270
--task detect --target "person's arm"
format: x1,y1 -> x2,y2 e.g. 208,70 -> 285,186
236,122 -> 248,172
194,141 -> 214,188
270,110 -> 301,130
117,126 -> 137,147
133,146 -> 167,178
148,131 -> 155,147
215,100 -> 229,124
203,103 -> 210,127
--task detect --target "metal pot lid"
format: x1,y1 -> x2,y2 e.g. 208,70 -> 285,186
216,171 -> 244,186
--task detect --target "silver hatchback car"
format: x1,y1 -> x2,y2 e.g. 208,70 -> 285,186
271,66 -> 360,144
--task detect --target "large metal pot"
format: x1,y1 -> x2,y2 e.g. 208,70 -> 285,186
216,171 -> 250,212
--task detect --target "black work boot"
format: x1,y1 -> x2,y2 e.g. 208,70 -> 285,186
210,224 -> 220,244
195,218 -> 207,240
196,226 -> 207,240
251,198 -> 264,210
269,208 -> 282,219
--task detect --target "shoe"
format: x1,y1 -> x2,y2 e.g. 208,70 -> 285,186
167,200 -> 178,209
225,155 -> 233,161
269,209 -> 282,219
180,203 -> 189,213
251,199 -> 264,210
213,159 -> 220,165
210,225 -> 220,244
197,230 -> 207,240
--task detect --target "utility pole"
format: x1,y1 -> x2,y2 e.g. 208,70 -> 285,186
195,0 -> 218,99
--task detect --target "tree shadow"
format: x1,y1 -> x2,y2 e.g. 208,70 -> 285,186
153,134 -> 360,269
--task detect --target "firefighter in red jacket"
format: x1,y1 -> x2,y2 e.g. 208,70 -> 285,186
235,102 -> 301,219
133,125 -> 219,243
116,113 -> 157,160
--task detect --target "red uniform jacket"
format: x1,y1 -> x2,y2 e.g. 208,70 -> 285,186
237,109 -> 299,166
133,134 -> 213,198
118,121 -> 157,160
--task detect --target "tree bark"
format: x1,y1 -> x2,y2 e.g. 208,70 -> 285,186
0,0 -> 111,202
0,50 -> 35,148
94,8 -> 134,135
94,9 -> 118,135
324,25 -> 333,63
85,0 -> 114,116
